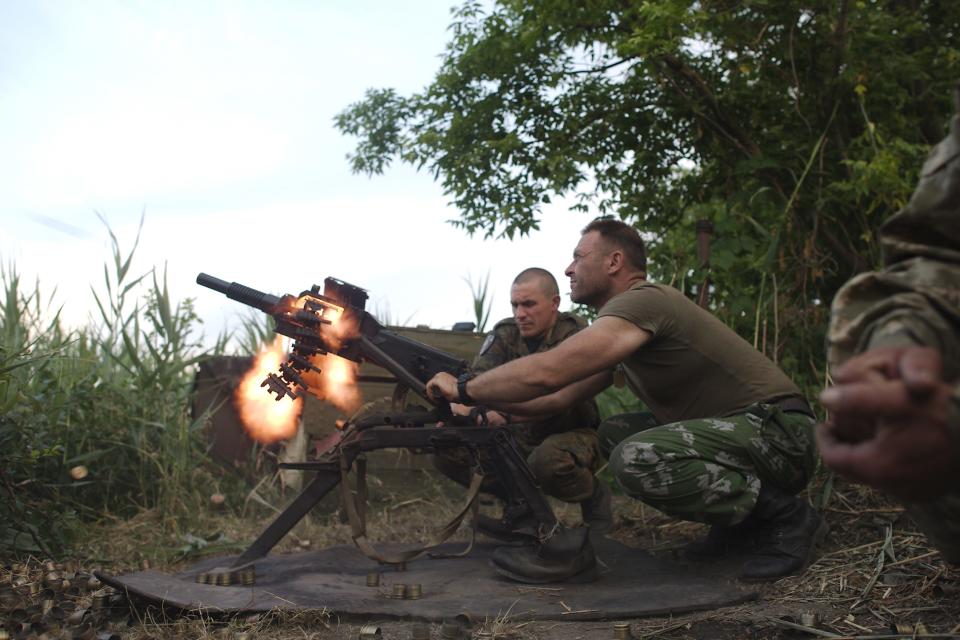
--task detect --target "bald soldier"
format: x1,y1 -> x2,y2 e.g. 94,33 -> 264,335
428,219 -> 823,583
433,268 -> 608,538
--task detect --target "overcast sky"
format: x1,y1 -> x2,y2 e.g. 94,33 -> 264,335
0,1 -> 596,346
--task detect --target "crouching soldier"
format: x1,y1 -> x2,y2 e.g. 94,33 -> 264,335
433,268 -> 609,539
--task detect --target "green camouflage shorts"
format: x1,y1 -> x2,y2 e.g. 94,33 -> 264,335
434,427 -> 600,503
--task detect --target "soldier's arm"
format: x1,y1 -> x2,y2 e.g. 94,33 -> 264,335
486,371 -> 613,419
427,316 -> 649,405
818,347 -> 960,501
466,323 -> 513,423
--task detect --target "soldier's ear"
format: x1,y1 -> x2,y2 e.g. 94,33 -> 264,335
550,294 -> 561,309
607,249 -> 625,274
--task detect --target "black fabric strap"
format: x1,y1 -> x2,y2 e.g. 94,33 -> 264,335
771,395 -> 815,419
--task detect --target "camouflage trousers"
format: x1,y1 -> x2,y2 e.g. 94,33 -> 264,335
433,427 -> 601,503
599,404 -> 817,526
907,495 -> 960,564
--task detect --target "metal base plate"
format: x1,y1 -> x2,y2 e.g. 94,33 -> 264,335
99,538 -> 755,621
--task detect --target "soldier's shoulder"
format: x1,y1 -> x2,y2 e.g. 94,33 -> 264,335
491,317 -> 520,335
475,318 -> 519,364
556,311 -> 589,331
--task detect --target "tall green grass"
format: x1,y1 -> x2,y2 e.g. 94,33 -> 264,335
463,271 -> 493,333
0,225 -> 230,558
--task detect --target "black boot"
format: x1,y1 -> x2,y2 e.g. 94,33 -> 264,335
580,479 -> 613,534
490,526 -> 598,584
475,502 -> 539,543
738,485 -> 828,582
435,456 -> 532,541
683,516 -> 760,561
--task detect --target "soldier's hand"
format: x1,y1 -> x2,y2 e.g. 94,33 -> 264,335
832,346 -> 941,396
822,347 -> 943,442
817,348 -> 956,501
436,402 -> 470,428
485,411 -> 508,427
427,372 -> 458,404
449,402 -> 471,417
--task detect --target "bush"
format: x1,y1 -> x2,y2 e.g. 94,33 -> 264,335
0,224 -> 227,558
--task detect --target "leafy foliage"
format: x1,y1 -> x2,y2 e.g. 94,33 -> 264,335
336,0 -> 960,394
0,267 -> 79,554
0,223 -> 231,558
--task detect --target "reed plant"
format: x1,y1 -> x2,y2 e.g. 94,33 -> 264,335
234,308 -> 275,357
463,271 -> 493,333
0,225 -> 232,558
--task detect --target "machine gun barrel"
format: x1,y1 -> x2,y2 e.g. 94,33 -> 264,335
197,272 -> 470,402
197,273 -> 282,313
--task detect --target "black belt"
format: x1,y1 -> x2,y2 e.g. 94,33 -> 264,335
771,395 -> 815,419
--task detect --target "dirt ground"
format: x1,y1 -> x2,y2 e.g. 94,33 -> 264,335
3,469 -> 959,639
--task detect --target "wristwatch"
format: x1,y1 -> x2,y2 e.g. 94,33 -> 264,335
456,372 -> 476,406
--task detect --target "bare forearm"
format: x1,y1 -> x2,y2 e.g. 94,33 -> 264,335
482,371 -> 612,418
488,396 -> 568,421
428,317 -> 646,408
466,351 -> 570,404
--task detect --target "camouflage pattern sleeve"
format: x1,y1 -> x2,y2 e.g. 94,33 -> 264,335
824,83 -> 960,561
471,319 -> 518,374
827,83 -> 960,452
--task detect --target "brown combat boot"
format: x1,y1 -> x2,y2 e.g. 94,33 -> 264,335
738,485 -> 828,582
490,526 -> 598,584
475,502 -> 540,543
682,516 -> 761,561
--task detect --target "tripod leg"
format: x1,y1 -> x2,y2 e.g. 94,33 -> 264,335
230,467 -> 341,568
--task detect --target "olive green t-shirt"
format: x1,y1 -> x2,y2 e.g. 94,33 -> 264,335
598,283 -> 801,423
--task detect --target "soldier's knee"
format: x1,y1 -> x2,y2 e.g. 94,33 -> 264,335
610,436 -> 690,506
527,445 -> 593,502
598,413 -> 660,459
610,438 -> 664,477
432,448 -> 475,488
527,444 -> 574,480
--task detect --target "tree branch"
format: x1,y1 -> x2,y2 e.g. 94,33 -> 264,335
566,56 -> 639,75
657,53 -> 762,159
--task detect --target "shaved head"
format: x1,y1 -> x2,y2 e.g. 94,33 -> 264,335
511,268 -> 561,339
513,267 -> 559,297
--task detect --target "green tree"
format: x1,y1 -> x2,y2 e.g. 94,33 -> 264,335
335,0 -> 960,392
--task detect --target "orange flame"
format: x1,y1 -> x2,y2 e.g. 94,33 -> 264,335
293,294 -> 353,352
235,298 -> 364,444
301,306 -> 362,414
235,336 -> 303,444
301,353 -> 362,415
